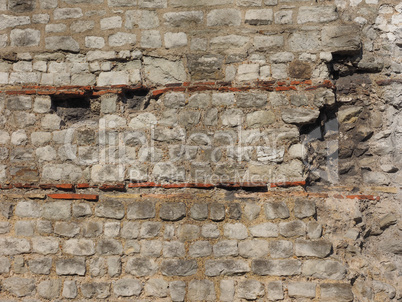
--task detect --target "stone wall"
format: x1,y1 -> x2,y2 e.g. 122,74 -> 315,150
0,0 -> 401,300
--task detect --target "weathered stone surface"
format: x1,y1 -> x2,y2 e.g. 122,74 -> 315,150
126,257 -> 157,276
320,283 -> 354,301
294,198 -> 316,218
205,259 -> 250,276
45,36 -> 80,52
269,240 -> 293,258
239,239 -> 269,258
127,201 -> 155,219
32,237 -> 59,254
145,278 -> 168,297
282,108 -> 320,125
264,201 -> 290,219
10,29 -> 40,47
81,282 -> 110,299
224,223 -> 248,239
322,26 -> 361,54
297,6 -> 338,24
303,260 -> 346,279
279,220 -> 306,238
28,257 -> 52,275
38,280 -> 61,299
0,237 -> 30,255
3,277 -> 35,297
252,259 -> 301,276
267,281 -> 284,300
188,280 -> 215,301
288,281 -> 316,298
187,54 -> 224,80
160,202 -> 186,221
140,222 -> 161,238
97,239 -> 123,255
56,258 -> 86,275
113,278 -> 142,297
161,259 -> 198,276
144,57 -> 186,85
63,239 -> 95,256
295,239 -> 332,258
95,200 -> 125,219
238,280 -> 265,300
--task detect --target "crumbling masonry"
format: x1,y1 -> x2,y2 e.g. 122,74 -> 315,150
0,0 -> 401,300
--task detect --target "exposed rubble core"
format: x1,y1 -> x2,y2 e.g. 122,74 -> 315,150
0,0 -> 401,300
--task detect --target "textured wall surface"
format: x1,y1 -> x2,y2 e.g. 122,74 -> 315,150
0,0 -> 401,300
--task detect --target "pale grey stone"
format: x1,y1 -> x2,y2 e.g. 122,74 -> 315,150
45,36 -> 80,52
141,30 -> 162,48
279,220 -> 306,238
220,280 -> 235,302
221,109 -> 243,127
54,8 -> 83,19
100,16 -> 122,30
245,9 -> 273,25
321,26 -> 360,53
302,260 -> 346,279
289,31 -> 321,52
244,203 -> 261,220
213,240 -> 238,257
178,224 -> 200,241
56,258 -> 86,275
188,280 -> 216,301
62,280 -> 77,299
0,238 -> 30,255
254,35 -> 283,50
0,14 -> 30,31
63,239 -> 95,256
164,11 -> 203,27
141,240 -> 162,257
145,278 -> 168,297
109,32 -> 136,47
247,110 -> 275,127
0,257 -> 11,273
269,240 -> 293,258
282,108 -> 320,124
72,203 -> 91,218
38,280 -> 61,299
121,222 -> 140,239
320,283 -> 354,301
238,280 -> 265,300
297,6 -> 338,24
113,278 -> 142,297
265,201 -> 290,219
36,221 -> 52,235
252,259 -> 301,276
41,201 -> 71,220
32,237 -> 58,254
295,239 -> 332,258
97,239 -> 123,255
95,200 -> 124,219
165,32 -> 187,48
207,9 -> 241,26
294,198 -> 316,218
160,202 -> 186,221
249,222 -> 278,238
307,221 -> 323,239
83,221 -> 102,238
161,259 -> 198,276
205,259 -> 250,276
288,282 -> 316,298
189,241 -> 212,257
267,281 -> 284,300
202,224 -> 220,238
71,20 -> 95,32
0,221 -> 9,234
190,203 -> 208,220
15,221 -> 34,236
126,257 -> 157,276
41,114 -> 61,130
10,29 -> 40,47
170,281 -> 186,302
224,223 -> 248,239
3,277 -> 35,297
140,222 -> 161,238
28,257 -> 52,275
239,239 -> 269,258
163,241 -> 185,257
15,201 -> 40,218
81,282 -> 110,299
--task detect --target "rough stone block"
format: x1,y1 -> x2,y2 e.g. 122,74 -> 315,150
279,220 -> 306,238
0,237 -> 30,255
189,241 -> 212,257
295,239 -> 332,258
269,240 -> 293,258
297,6 -> 338,24
224,223 -> 248,239
163,241 -> 185,257
170,281 -> 186,301
41,201 -> 71,220
265,201 -> 290,219
95,200 -> 125,219
160,202 -> 186,221
15,221 -> 34,236
207,9 -> 241,26
141,240 -> 162,257
288,282 -> 316,298
126,257 -> 158,276
321,26 -> 361,54
205,259 -> 250,276
97,239 -> 123,255
81,282 -> 110,299
188,280 -> 216,301
239,239 -> 269,258
202,224 -> 220,238
140,221 -> 161,238
294,198 -> 316,218
302,260 -> 346,280
63,280 -> 77,299
254,35 -> 283,50
10,29 -> 40,47
63,239 -> 95,256
252,259 -> 301,276
2,277 -> 35,297
0,256 -> 11,273
15,201 -> 40,217
238,280 -> 265,300
245,9 -> 273,25
113,278 -> 142,297
45,36 -> 80,52
54,8 -> 83,20
320,283 -> 354,301
161,259 -> 198,276
28,257 -> 52,275
38,280 -> 61,299
56,258 -> 86,275
267,281 -> 284,300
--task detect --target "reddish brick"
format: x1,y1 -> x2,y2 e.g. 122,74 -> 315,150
270,181 -> 306,188
99,183 -> 126,191
128,182 -> 162,188
48,193 -> 98,201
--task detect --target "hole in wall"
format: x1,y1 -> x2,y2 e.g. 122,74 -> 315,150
51,95 -> 98,124
121,88 -> 150,110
